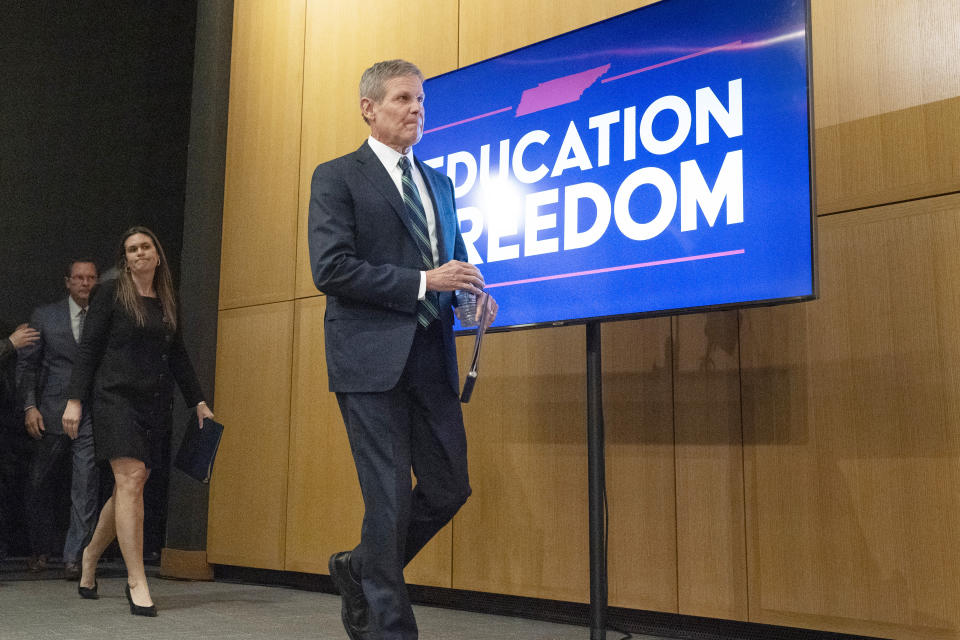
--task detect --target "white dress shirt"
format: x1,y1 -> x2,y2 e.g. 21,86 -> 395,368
367,136 -> 439,300
68,296 -> 87,343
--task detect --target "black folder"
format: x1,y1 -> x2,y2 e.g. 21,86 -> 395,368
174,416 -> 224,484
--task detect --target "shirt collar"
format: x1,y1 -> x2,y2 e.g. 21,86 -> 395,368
68,296 -> 85,316
367,136 -> 414,172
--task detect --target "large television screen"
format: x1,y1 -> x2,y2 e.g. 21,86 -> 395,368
418,0 -> 815,332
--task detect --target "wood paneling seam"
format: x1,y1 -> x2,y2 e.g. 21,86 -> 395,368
819,188 -> 960,219
670,316 -> 680,613
735,308 -> 750,622
219,292 -> 322,313
283,0 -> 310,573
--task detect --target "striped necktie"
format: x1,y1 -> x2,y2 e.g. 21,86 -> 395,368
398,156 -> 439,327
77,307 -> 86,341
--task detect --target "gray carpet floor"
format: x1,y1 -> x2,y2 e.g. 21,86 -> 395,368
0,559 -> 661,640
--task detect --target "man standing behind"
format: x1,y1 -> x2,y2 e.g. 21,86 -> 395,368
17,260 -> 99,578
1,321 -> 40,560
309,59 -> 497,640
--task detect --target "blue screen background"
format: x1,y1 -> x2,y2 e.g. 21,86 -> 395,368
417,0 -> 814,331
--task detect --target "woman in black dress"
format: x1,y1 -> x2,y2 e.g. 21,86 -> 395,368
62,226 -> 213,616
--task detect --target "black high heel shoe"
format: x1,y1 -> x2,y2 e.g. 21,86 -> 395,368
77,545 -> 98,599
125,584 -> 158,617
77,581 -> 99,600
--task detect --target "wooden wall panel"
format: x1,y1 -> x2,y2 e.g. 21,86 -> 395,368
207,301 -> 295,569
219,0 -> 305,309
741,193 -> 960,639
814,96 -> 960,214
452,326 -> 589,601
284,296 -> 455,587
603,317 -> 677,612
812,0 -> 960,214
285,296 -> 357,573
293,0 -> 460,299
452,317 -> 675,609
811,0 -> 960,128
673,311 -> 747,621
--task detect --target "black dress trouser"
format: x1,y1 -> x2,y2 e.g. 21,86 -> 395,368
25,431 -> 72,556
0,423 -> 31,557
335,320 -> 471,640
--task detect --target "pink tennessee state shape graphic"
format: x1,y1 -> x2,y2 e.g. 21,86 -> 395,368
515,64 -> 611,117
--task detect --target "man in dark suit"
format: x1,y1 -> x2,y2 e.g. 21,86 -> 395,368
309,59 -> 497,640
0,321 -> 39,560
17,260 -> 100,577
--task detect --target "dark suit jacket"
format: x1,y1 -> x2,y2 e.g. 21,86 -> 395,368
1,320 -> 22,433
308,141 -> 467,395
16,298 -> 79,435
65,279 -> 205,417
0,326 -> 14,365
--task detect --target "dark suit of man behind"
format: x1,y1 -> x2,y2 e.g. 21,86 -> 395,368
17,261 -> 99,574
308,60 -> 496,640
1,321 -> 40,559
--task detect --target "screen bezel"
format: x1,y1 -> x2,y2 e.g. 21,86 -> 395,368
422,0 -> 818,335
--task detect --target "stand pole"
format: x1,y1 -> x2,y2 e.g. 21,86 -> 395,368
586,321 -> 607,639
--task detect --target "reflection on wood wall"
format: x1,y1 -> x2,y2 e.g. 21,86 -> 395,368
742,195 -> 960,639
208,301 -> 294,569
209,1 -> 960,637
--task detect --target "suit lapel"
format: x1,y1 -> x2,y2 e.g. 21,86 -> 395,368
354,141 -> 451,264
353,141 -> 413,235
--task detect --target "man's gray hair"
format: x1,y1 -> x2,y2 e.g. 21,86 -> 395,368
359,59 -> 424,123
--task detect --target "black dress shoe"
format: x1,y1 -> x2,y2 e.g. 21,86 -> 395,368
64,562 -> 81,581
125,584 -> 158,617
28,554 -> 49,572
329,551 -> 369,640
78,581 -> 99,600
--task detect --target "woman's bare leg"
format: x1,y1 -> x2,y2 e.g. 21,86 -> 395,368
111,457 -> 152,607
79,487 -> 117,589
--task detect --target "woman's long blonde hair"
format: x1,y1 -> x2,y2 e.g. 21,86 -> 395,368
115,226 -> 177,330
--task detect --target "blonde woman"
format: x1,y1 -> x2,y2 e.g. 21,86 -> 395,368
63,226 -> 212,617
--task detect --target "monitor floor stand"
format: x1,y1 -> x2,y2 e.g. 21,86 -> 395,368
586,321 -> 607,639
